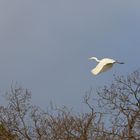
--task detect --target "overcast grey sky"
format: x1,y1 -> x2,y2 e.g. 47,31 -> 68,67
0,1 -> 140,110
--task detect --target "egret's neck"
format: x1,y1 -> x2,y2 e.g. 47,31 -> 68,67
92,57 -> 100,62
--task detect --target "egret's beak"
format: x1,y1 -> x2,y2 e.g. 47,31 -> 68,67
89,57 -> 94,60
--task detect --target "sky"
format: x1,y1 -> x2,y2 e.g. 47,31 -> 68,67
0,0 -> 140,111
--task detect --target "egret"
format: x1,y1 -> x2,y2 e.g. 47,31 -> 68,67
89,57 -> 124,75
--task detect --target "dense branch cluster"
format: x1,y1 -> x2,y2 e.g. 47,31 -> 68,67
0,70 -> 140,140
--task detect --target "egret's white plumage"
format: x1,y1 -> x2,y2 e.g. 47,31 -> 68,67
89,57 -> 124,75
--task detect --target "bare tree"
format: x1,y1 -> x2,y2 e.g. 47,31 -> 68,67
0,84 -> 104,140
0,85 -> 32,140
97,70 -> 140,140
0,70 -> 140,140
0,123 -> 18,140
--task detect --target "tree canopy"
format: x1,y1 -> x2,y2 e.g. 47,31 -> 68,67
0,70 -> 140,140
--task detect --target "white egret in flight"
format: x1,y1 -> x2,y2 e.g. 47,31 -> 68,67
89,57 -> 124,75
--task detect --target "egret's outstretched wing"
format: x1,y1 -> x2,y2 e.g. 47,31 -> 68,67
91,61 -> 113,75
91,62 -> 105,75
90,57 -> 123,75
99,63 -> 113,73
